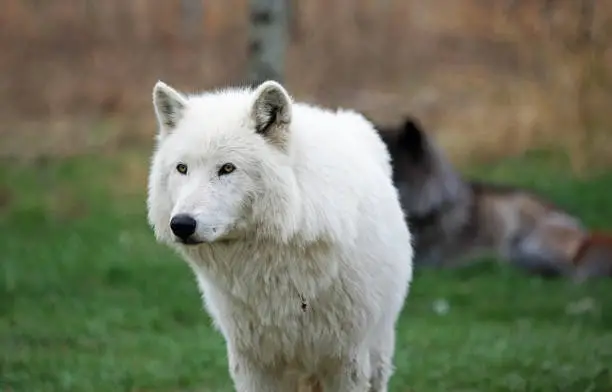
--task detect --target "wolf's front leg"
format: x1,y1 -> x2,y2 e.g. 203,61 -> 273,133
228,351 -> 289,392
367,326 -> 397,392
321,351 -> 371,392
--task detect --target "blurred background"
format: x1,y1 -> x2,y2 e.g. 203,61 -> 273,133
2,1 -> 612,391
2,0 -> 612,164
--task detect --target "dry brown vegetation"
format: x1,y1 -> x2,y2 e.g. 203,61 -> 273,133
1,0 -> 611,170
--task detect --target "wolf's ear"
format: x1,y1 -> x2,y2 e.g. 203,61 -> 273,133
152,81 -> 188,137
251,80 -> 292,148
397,116 -> 427,157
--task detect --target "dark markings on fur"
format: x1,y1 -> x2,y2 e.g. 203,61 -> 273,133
407,199 -> 455,230
299,294 -> 308,312
156,92 -> 184,129
161,102 -> 176,128
254,86 -> 289,136
250,10 -> 272,24
348,358 -> 361,383
256,102 -> 278,134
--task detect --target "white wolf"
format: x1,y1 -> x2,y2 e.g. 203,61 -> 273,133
147,79 -> 413,392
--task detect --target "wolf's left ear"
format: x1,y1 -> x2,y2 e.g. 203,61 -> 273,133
152,81 -> 188,137
251,81 -> 292,149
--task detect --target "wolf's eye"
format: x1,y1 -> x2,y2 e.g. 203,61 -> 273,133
218,163 -> 236,176
176,163 -> 188,175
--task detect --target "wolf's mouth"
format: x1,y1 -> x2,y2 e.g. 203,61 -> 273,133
177,237 -> 204,246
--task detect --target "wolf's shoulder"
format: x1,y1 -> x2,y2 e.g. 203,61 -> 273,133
289,103 -> 392,177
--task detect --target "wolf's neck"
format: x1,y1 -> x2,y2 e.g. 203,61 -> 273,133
184,238 -> 337,301
409,169 -> 469,217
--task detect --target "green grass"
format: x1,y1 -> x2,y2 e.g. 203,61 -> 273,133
1,150 -> 612,392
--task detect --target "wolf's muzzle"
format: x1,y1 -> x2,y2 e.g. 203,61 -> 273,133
170,214 -> 197,243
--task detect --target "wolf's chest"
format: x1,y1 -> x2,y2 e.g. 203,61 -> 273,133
202,273 -> 353,366
188,243 -> 353,359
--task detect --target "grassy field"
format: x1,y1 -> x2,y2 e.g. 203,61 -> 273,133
1,149 -> 612,392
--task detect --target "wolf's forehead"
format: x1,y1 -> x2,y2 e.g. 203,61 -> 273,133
167,131 -> 250,158
161,90 -> 259,160
180,96 -> 252,137
164,124 -> 258,165
187,90 -> 253,122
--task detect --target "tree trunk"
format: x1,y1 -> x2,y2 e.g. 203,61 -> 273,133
181,0 -> 203,40
247,0 -> 288,85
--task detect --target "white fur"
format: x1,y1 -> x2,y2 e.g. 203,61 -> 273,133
147,80 -> 413,391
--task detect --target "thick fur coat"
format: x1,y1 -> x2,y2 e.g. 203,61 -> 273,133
147,80 -> 413,391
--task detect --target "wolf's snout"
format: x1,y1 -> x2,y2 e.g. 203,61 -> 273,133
170,214 -> 197,241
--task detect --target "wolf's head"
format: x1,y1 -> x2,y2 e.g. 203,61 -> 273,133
377,116 -> 467,218
147,80 -> 301,246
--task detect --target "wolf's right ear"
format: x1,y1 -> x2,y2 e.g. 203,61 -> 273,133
397,116 -> 426,153
251,80 -> 292,150
152,81 -> 188,137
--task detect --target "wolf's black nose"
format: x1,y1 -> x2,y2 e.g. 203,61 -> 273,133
170,214 -> 197,240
